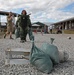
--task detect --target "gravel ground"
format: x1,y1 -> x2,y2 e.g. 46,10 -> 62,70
0,33 -> 74,75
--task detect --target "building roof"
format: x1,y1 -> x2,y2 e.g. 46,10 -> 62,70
32,24 -> 40,26
0,11 -> 19,17
52,17 -> 74,25
33,22 -> 46,26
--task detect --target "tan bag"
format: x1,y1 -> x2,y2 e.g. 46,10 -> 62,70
59,50 -> 69,63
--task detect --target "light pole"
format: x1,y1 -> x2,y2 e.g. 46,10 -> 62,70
0,15 -> 1,31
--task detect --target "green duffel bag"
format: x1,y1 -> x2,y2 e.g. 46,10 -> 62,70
29,42 -> 53,74
41,43 -> 59,64
15,28 -> 20,38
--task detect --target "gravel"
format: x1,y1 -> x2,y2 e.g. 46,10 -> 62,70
0,33 -> 74,75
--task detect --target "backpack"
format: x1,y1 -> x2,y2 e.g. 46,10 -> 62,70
19,15 -> 28,28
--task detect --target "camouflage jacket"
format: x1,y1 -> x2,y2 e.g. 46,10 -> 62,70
16,15 -> 31,29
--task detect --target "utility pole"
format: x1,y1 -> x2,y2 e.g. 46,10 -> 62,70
0,15 -> 1,31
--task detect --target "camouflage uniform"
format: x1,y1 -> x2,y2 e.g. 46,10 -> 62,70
7,16 -> 13,33
16,14 -> 31,41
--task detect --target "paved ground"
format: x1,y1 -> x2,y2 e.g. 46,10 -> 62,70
0,33 -> 74,75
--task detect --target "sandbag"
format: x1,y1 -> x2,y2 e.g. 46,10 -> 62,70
29,42 -> 53,74
15,28 -> 20,38
28,28 -> 34,41
59,50 -> 69,63
41,43 -> 59,64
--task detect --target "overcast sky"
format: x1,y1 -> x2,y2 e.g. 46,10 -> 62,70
0,0 -> 74,23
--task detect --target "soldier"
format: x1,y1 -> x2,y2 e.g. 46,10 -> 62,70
16,10 -> 31,43
4,12 -> 14,39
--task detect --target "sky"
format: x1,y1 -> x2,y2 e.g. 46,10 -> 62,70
0,0 -> 74,23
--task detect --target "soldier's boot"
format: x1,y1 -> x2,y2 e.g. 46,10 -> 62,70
20,37 -> 25,43
10,35 -> 14,39
20,40 -> 25,43
4,34 -> 6,38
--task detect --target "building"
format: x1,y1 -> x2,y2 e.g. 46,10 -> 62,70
32,22 -> 49,33
51,17 -> 74,34
52,17 -> 74,30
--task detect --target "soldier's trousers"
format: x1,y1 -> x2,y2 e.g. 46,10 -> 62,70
20,29 -> 27,41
